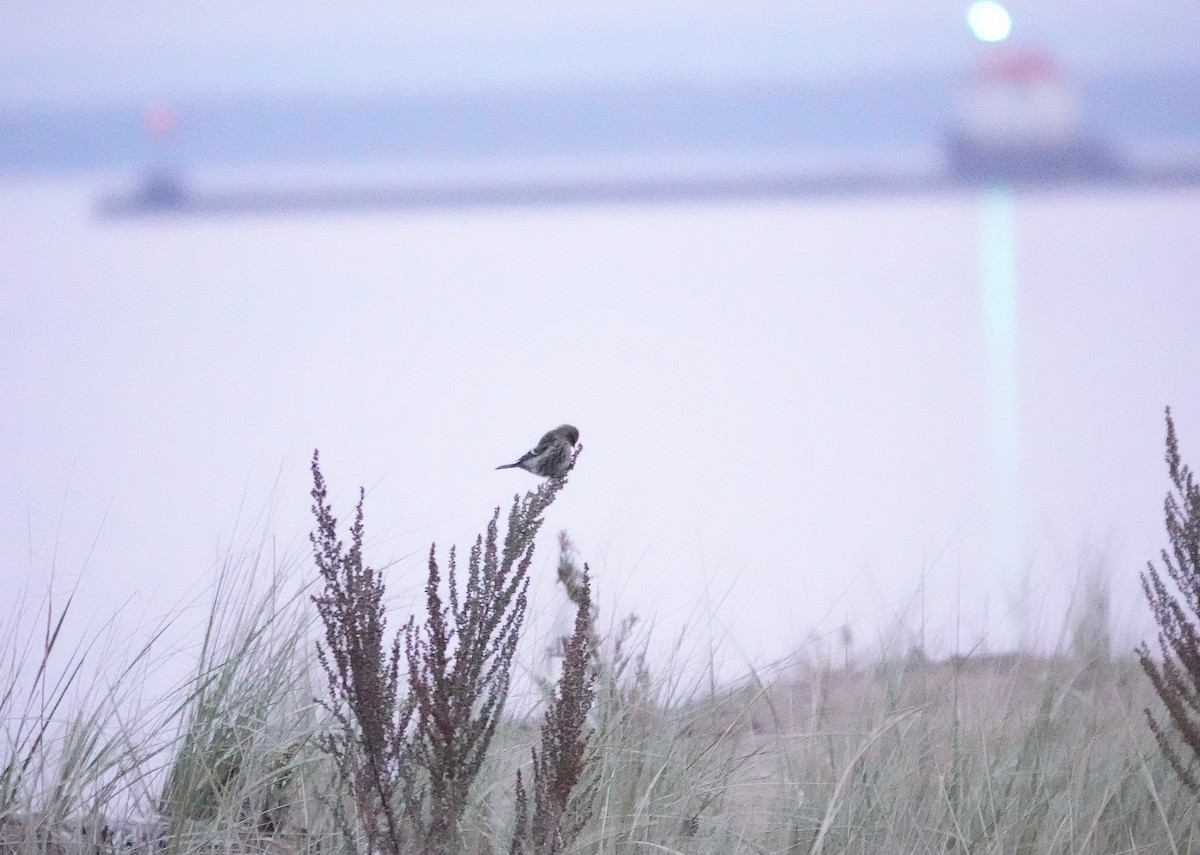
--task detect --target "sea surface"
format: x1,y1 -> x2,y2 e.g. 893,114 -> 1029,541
3,172 -> 1199,678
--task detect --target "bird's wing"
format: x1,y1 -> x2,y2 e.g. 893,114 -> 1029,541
513,446 -> 542,465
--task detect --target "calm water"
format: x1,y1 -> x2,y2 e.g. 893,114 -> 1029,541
3,175 -> 1198,673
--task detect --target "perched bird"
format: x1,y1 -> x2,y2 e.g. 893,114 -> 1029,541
496,424 -> 580,478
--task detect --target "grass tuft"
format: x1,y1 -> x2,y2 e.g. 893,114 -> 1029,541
5,427 -> 1200,852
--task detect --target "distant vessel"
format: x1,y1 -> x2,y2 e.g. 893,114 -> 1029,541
132,168 -> 189,209
133,101 -> 189,210
946,48 -> 1123,181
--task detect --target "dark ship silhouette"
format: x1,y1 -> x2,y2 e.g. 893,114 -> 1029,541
946,47 -> 1123,181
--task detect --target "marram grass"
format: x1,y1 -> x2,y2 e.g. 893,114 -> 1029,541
3,446 -> 1199,852
5,568 -> 1197,853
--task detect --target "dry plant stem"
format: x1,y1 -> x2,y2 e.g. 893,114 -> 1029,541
310,450 -> 411,855
1139,409 -> 1200,792
509,769 -> 530,855
520,568 -> 598,855
310,445 -> 580,854
407,463 -> 576,853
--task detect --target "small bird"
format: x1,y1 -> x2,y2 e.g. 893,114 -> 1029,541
496,424 -> 580,478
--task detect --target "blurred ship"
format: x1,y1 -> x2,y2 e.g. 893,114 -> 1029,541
132,168 -> 190,209
131,101 -> 191,210
946,47 -> 1124,181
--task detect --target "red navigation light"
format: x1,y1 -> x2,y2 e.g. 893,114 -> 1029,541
144,102 -> 177,139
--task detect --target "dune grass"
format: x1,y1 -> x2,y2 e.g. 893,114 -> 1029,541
3,448 -> 1199,853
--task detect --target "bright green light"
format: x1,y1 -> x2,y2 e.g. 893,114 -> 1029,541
968,1 -> 1013,42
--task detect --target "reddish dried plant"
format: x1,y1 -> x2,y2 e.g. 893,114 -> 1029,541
1139,409 -> 1200,792
510,568 -> 598,855
311,446 -> 583,854
310,451 -> 413,854
405,475 -> 572,852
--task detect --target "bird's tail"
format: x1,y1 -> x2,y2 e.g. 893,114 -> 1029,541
495,462 -> 519,470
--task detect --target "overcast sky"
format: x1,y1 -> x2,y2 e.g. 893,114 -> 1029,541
2,1 -> 1198,104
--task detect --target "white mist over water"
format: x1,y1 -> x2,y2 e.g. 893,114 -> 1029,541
3,175 -> 1198,679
